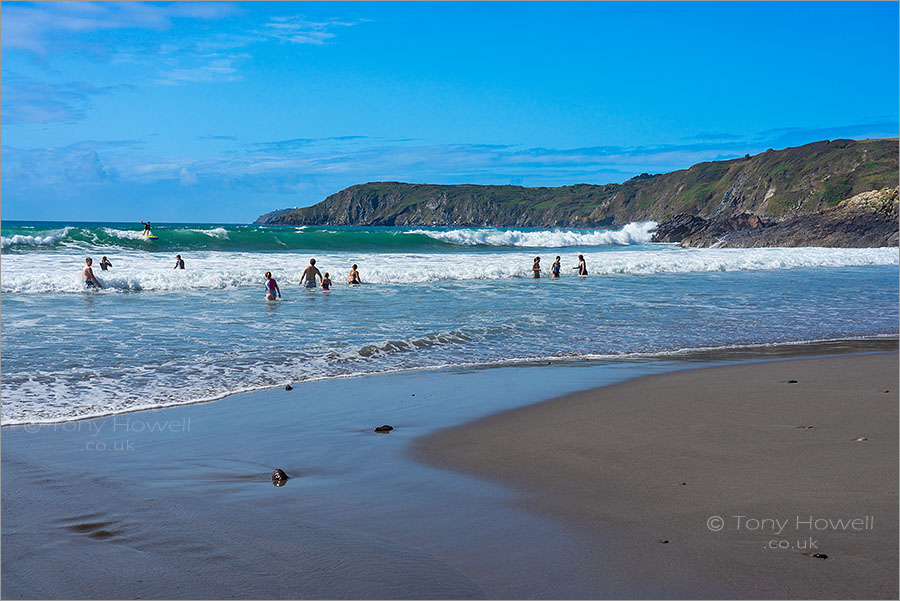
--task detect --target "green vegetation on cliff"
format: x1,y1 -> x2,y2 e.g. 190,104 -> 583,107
256,138 -> 899,227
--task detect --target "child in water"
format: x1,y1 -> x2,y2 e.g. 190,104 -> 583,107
265,272 -> 281,300
321,272 -> 332,291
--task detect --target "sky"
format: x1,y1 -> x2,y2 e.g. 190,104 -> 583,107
2,1 -> 898,223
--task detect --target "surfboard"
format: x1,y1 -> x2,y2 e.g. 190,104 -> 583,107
145,235 -> 159,240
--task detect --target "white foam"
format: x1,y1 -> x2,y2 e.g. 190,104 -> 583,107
102,227 -> 156,241
1,246 -> 897,294
407,222 -> 658,247
1,227 -> 73,249
190,227 -> 230,239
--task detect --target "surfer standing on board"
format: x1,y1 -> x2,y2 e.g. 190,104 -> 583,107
141,221 -> 152,236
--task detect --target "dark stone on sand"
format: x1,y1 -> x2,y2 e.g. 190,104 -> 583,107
785,380 -> 798,383
374,425 -> 394,433
854,437 -> 868,442
285,385 -> 293,391
271,469 -> 289,485
884,390 -> 890,393
812,553 -> 828,559
659,540 -> 669,544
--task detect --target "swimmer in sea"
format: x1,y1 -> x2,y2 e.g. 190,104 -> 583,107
532,257 -> 541,279
173,254 -> 185,269
300,258 -> 322,288
347,264 -> 361,285
573,254 -> 588,276
551,256 -> 561,278
321,272 -> 332,291
100,256 -> 112,271
265,271 -> 281,300
82,258 -> 103,289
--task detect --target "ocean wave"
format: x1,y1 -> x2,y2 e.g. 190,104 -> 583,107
102,228 -> 158,242
1,227 -> 73,249
190,227 -> 230,239
1,246 -> 896,294
407,222 -> 657,247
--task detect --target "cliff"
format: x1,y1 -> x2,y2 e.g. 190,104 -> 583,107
653,187 -> 899,248
256,138 -> 898,231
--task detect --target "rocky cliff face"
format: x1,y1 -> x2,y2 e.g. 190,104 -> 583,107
256,138 -> 898,230
652,187 -> 899,248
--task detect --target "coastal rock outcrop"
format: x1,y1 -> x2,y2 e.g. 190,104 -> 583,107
655,187 -> 898,248
255,138 -> 899,234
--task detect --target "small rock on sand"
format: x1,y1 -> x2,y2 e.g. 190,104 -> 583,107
285,385 -> 293,391
374,425 -> 394,433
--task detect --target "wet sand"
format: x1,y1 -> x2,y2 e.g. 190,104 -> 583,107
2,342 -> 897,599
416,352 -> 899,599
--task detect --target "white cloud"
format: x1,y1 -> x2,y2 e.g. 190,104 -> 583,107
1,2 -> 239,55
155,55 -> 244,85
260,16 -> 364,45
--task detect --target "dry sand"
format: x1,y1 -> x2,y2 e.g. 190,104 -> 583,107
415,352 -> 899,599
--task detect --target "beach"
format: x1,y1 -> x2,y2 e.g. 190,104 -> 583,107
3,342 -> 897,599
417,350 -> 899,599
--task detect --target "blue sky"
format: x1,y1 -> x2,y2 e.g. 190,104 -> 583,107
2,1 -> 898,223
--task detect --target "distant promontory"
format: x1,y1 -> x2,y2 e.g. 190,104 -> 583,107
255,138 -> 899,247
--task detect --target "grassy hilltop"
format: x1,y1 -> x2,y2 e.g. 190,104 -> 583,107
256,138 -> 898,228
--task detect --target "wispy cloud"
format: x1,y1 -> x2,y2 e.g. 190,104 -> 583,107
198,135 -> 238,141
259,16 -> 366,45
1,72 -> 135,124
1,2 -> 239,55
155,53 -> 246,85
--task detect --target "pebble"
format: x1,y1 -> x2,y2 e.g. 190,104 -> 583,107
659,539 -> 669,544
854,437 -> 868,442
784,380 -> 798,384
285,385 -> 293,391
271,469 -> 289,486
374,425 -> 394,433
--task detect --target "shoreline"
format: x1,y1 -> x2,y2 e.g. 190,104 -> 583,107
4,336 -> 897,427
3,341 -> 898,598
415,351 -> 899,599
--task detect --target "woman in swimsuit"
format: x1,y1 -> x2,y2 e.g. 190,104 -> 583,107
551,256 -> 561,278
532,257 -> 541,279
265,272 -> 281,300
573,254 -> 588,276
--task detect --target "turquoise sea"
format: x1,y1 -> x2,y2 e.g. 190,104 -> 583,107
2,220 -> 897,424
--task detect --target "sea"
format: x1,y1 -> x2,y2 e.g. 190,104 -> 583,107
2,220 -> 898,425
